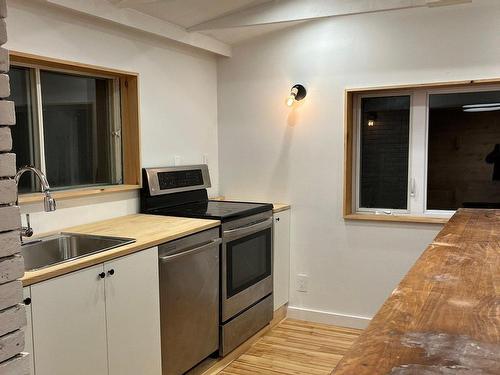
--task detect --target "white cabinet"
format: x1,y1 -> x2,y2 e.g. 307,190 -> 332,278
31,263 -> 108,375
23,287 -> 35,375
273,209 -> 291,310
105,249 -> 162,375
30,247 -> 161,375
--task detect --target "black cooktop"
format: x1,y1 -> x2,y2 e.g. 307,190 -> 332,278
149,200 -> 273,221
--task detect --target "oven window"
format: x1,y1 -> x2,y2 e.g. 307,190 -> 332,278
227,228 -> 272,298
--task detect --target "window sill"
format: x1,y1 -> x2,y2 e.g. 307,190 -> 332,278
18,184 -> 141,205
344,213 -> 449,225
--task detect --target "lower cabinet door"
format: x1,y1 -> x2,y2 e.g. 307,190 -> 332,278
31,264 -> 108,375
104,247 -> 162,375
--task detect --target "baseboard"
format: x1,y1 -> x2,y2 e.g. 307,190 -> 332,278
287,306 -> 371,329
271,303 -> 288,327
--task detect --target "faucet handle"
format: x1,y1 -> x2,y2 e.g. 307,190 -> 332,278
21,213 -> 34,239
21,226 -> 34,238
44,195 -> 56,212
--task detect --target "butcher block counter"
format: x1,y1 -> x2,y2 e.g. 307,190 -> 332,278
333,209 -> 500,375
21,214 -> 220,286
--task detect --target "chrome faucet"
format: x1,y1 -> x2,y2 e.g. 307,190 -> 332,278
15,166 -> 56,240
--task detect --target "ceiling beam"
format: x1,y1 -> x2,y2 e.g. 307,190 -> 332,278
109,0 -> 160,8
40,0 -> 232,57
188,0 -> 472,31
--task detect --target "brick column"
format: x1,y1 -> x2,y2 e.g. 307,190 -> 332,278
0,1 -> 29,373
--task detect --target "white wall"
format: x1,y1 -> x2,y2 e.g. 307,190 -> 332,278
6,0 -> 219,233
217,0 -> 500,325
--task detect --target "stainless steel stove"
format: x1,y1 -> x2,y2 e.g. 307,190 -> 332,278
141,165 -> 274,358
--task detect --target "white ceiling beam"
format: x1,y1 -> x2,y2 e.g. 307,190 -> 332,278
188,0 -> 472,31
426,0 -> 472,6
109,0 -> 160,8
41,0 -> 232,57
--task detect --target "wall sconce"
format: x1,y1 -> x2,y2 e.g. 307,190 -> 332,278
286,84 -> 307,107
367,112 -> 377,127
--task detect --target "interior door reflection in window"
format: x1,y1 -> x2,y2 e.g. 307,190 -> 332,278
427,91 -> 500,210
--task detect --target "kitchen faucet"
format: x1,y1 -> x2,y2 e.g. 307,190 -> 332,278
14,166 -> 56,240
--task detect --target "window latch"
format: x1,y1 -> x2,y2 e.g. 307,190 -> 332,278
410,178 -> 416,198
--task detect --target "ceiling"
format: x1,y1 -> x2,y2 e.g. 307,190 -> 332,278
116,0 -> 271,29
201,21 -> 304,44
111,0 -> 300,44
109,0 -> 474,45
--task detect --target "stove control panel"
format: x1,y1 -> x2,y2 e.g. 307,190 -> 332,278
144,165 -> 211,196
158,170 -> 204,190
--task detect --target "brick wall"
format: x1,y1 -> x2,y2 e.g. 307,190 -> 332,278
0,1 -> 29,373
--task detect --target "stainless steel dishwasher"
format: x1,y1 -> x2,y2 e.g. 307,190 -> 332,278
158,227 -> 221,375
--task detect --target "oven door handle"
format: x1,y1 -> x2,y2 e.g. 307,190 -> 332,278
223,217 -> 273,239
159,238 -> 221,262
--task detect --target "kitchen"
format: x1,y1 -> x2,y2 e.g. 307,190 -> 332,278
0,0 -> 499,374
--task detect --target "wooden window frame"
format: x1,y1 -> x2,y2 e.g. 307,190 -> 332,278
343,77 -> 500,225
10,51 -> 141,204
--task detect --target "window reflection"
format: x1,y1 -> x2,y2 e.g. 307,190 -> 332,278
427,91 -> 500,210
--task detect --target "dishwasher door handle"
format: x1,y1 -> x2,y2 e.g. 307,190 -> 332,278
159,238 -> 222,262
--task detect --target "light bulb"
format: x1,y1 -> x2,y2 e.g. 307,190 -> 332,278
286,87 -> 299,107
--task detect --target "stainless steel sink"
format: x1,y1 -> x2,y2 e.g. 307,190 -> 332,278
22,233 -> 136,271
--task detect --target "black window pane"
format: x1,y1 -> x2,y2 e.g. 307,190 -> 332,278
40,71 -> 114,189
427,91 -> 500,210
8,67 -> 37,193
360,96 -> 410,209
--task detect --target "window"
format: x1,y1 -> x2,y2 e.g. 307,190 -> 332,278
9,67 -> 38,192
7,51 -> 140,198
427,91 -> 500,211
347,83 -> 500,221
9,66 -> 121,192
359,96 -> 410,211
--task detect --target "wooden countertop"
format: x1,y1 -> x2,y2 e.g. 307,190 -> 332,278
22,214 -> 220,286
211,197 -> 290,213
271,203 -> 291,213
332,208 -> 500,375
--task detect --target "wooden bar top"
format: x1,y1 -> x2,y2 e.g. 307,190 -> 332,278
332,209 -> 500,375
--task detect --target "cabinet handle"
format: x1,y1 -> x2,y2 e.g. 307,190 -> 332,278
98,272 -> 106,279
107,269 -> 115,276
276,217 -> 280,222
23,297 -> 31,305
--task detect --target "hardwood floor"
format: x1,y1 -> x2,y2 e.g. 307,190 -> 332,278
216,319 -> 362,375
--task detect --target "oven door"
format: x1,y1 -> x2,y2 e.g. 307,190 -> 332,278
222,212 -> 273,322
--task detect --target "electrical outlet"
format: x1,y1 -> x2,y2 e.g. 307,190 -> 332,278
174,156 -> 181,166
296,274 -> 309,293
202,154 -> 209,165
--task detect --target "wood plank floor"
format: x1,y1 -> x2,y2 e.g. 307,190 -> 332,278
216,319 -> 362,375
